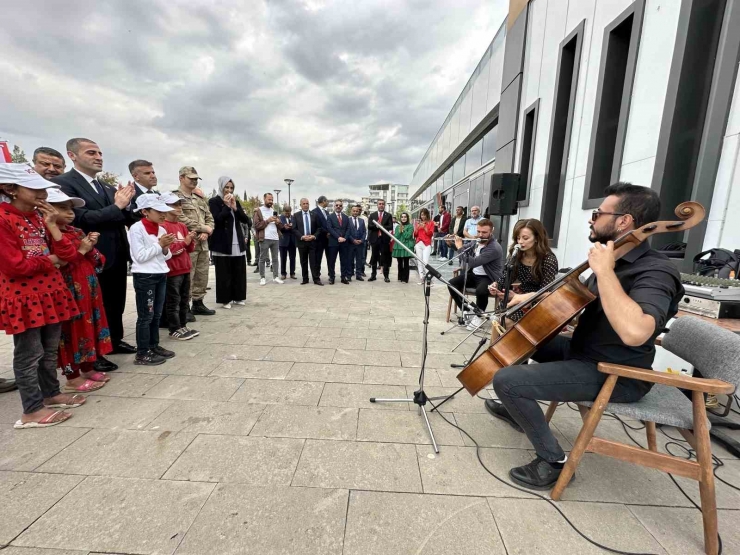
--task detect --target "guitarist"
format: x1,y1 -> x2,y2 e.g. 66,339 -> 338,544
488,183 -> 684,490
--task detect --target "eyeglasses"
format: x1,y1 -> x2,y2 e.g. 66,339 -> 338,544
591,210 -> 629,221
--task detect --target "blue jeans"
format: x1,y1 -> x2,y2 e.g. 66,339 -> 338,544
438,237 -> 449,258
133,273 -> 167,355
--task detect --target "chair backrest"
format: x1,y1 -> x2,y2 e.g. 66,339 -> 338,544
662,316 -> 740,391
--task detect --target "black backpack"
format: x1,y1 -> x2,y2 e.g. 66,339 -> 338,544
692,248 -> 740,278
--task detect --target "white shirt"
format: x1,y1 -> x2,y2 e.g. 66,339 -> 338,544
300,210 -> 312,234
135,182 -> 154,195
472,244 -> 487,276
260,206 -> 279,240
128,221 -> 172,274
74,167 -> 100,195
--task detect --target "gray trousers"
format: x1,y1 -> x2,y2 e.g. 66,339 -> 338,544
259,239 -> 280,278
13,324 -> 62,414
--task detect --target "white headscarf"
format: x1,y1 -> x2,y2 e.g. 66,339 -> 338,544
217,176 -> 233,198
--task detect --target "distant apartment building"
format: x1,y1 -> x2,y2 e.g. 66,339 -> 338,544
362,183 -> 409,214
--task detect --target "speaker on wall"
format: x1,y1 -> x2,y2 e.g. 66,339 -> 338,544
489,173 -> 520,215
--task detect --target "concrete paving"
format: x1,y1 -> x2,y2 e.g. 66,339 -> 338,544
1,255 -> 739,554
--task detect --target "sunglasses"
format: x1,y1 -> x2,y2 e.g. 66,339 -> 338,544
591,210 -> 629,221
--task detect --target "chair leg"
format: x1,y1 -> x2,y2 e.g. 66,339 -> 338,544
692,391 -> 719,555
646,421 -> 658,452
544,401 -> 558,423
551,375 -> 617,500
446,295 -> 453,323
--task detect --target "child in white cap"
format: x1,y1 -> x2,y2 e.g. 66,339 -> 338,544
128,194 -> 177,365
0,163 -> 85,428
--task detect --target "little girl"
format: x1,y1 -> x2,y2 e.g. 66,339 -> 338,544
48,188 -> 113,393
0,163 -> 85,428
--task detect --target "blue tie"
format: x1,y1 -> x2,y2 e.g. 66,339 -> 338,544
92,179 -> 105,197
304,212 -> 310,234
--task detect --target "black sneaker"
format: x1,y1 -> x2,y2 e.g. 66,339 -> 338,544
151,345 -> 175,359
134,350 -> 167,366
169,328 -> 191,341
509,456 -> 572,490
184,326 -> 200,338
484,399 -> 523,433
192,300 -> 216,316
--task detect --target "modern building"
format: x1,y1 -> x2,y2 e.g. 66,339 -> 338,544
363,183 -> 409,214
409,0 -> 740,272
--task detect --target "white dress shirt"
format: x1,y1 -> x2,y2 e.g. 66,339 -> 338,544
74,167 -> 100,195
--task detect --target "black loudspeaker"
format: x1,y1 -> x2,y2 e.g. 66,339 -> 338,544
489,173 -> 520,215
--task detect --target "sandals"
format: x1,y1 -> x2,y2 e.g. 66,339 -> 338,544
44,393 -> 87,408
14,410 -> 71,429
63,380 -> 105,393
81,371 -> 110,383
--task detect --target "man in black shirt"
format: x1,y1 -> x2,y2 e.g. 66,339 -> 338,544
488,183 -> 683,490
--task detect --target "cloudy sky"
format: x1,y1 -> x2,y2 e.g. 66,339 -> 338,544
1,0 -> 507,203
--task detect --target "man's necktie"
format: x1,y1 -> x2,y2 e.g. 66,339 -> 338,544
338,214 -> 343,226
377,213 -> 383,236
91,179 -> 105,197
304,212 -> 310,234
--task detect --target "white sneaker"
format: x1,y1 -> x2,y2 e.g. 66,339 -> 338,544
466,316 -> 484,330
439,256 -> 448,261
233,300 -> 245,306
221,302 -> 232,309
260,278 -> 266,286
273,277 -> 284,284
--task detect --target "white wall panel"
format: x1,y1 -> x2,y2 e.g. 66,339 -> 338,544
620,0 -> 681,166
718,145 -> 740,248
725,63 -> 740,138
707,134 -> 739,223
619,155 -> 655,186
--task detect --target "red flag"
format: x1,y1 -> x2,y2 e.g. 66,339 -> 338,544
0,141 -> 11,163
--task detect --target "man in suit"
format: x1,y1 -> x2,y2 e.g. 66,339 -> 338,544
368,199 -> 393,282
32,146 -> 66,180
311,195 -> 330,278
326,200 -> 351,284
347,204 -> 367,281
293,197 -> 323,286
278,205 -> 297,280
446,205 -> 468,265
52,138 -> 137,360
128,160 -> 160,222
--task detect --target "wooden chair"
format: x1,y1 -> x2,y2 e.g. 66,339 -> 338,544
544,317 -> 740,555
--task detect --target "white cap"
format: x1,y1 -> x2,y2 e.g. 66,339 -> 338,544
135,193 -> 174,212
0,163 -> 59,190
158,192 -> 182,205
47,187 -> 85,208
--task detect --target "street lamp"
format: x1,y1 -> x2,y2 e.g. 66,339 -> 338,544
274,189 -> 281,209
284,178 -> 294,211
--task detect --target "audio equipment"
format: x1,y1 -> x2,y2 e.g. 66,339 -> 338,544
489,173 -> 520,216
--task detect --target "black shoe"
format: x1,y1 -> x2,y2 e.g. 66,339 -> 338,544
384,277 -> 390,283
341,277 -> 349,284
290,274 -> 297,280
192,300 -> 216,316
328,278 -> 335,285
0,378 -> 18,393
484,399 -> 523,433
111,341 -> 137,355
186,310 -> 196,323
94,356 -> 118,372
448,261 -> 453,265
368,276 -> 377,282
253,267 -> 260,273
280,275 -> 287,280
301,280 -> 309,285
355,276 -> 364,281
361,272 -> 366,277
151,345 -> 176,359
314,280 -> 324,286
134,350 -> 167,366
509,456 -> 571,490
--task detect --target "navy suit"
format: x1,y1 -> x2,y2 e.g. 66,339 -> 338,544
326,211 -> 351,281
311,206 -> 330,276
346,215 -> 367,278
293,210 -> 321,282
278,215 -> 297,277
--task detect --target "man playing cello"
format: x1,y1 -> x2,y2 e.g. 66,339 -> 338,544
487,183 -> 684,490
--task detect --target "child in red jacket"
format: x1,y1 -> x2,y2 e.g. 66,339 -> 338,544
0,164 -> 84,429
160,193 -> 199,340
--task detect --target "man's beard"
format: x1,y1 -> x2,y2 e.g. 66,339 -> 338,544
265,202 -> 273,208
589,224 -> 619,243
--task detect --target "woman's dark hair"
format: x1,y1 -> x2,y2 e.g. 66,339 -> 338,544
419,208 -> 430,220
509,218 -> 553,283
603,182 -> 661,228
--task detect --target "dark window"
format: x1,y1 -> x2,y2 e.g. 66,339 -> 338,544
518,99 -> 539,203
452,155 -> 466,183
465,139 -> 483,175
482,125 -> 498,164
583,0 -> 645,207
541,21 -> 585,246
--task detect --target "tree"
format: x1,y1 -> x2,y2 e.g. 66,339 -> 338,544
395,203 -> 408,218
239,195 -> 261,216
97,171 -> 120,187
11,145 -> 27,163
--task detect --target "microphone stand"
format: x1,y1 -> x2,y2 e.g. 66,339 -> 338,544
369,224 -> 484,453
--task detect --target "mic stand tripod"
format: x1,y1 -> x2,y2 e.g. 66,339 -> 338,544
369,224 -> 484,453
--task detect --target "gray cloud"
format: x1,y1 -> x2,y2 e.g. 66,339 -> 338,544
0,0 -> 507,203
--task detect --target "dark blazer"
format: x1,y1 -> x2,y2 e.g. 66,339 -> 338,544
326,212 -> 350,247
462,239 -> 504,283
311,206 -> 330,243
51,169 -> 132,269
450,215 -> 467,238
207,196 -> 248,254
293,210 -> 319,246
278,215 -> 296,248
347,215 -> 366,242
368,211 -> 393,245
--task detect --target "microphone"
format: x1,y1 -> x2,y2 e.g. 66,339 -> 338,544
506,244 -> 521,264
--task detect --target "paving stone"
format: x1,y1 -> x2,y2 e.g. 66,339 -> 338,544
401,351 -> 467,369
292,439 -> 422,493
344,490 -> 505,555
86,372 -> 166,397
0,389 -> 22,424
0,425 -> 90,471
286,362 -> 364,383
490,498 -> 668,555
436,368 -> 476,388
145,400 -> 265,435
0,548 -> 89,555
363,365 -> 441,386
0,471 -> 84,545
357,409 -> 464,446
37,429 -> 196,479
630,506 -> 740,555
209,359 -> 293,379
205,343 -> 274,361
241,334 -> 309,347
318,319 -> 367,329
320,382 -> 410,410
314,337 -> 367,350
334,349 -> 401,367
229,378 -> 324,405
341,327 -> 396,339
174,485 -> 348,555
456,411 -> 572,450
407,386 -> 487,413
57,396 -> 173,430
163,434 -> 304,485
250,405 -> 358,440
14,476 -> 213,555
263,347 -> 336,364
670,459 -> 740,510
143,375 -> 244,401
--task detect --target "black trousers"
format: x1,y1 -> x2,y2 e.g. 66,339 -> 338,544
493,336 -> 648,463
166,273 -> 191,332
133,273 -> 166,355
327,244 -> 352,280
314,239 -> 327,277
396,257 -> 410,282
448,270 -> 493,311
213,255 -> 247,304
97,255 -> 128,347
297,243 -> 320,282
370,240 -> 390,277
279,244 -> 297,276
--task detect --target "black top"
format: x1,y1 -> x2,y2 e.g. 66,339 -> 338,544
208,196 -> 249,254
570,241 -> 684,377
509,252 -> 559,322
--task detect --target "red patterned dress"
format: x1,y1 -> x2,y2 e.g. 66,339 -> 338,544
56,226 -> 112,374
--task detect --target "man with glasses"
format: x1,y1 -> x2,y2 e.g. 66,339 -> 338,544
487,183 -> 683,491
463,206 -> 482,239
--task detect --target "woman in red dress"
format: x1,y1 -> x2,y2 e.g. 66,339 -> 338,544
48,189 -> 112,393
413,208 -> 435,284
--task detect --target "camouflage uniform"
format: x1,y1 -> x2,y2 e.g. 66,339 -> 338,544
173,188 -> 214,301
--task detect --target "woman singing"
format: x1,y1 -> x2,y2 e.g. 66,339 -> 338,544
490,218 -> 558,321
414,208 -> 435,284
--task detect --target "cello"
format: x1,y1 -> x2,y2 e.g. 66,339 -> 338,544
456,201 -> 706,396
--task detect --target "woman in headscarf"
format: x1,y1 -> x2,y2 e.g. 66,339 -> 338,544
208,177 -> 249,309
